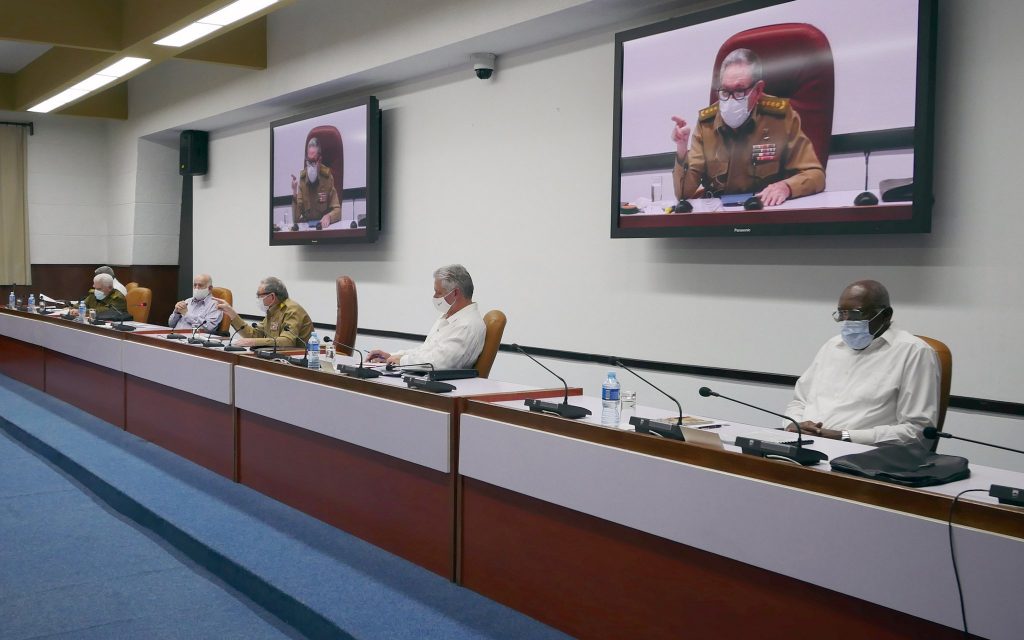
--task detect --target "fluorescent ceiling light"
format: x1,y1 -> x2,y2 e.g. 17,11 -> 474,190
69,74 -> 118,93
28,88 -> 88,113
155,22 -> 222,47
96,56 -> 150,78
201,0 -> 278,26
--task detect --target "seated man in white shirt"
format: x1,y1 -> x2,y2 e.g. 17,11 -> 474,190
94,266 -> 128,296
785,280 -> 941,448
168,273 -> 223,332
367,264 -> 486,370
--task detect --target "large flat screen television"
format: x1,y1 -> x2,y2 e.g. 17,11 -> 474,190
270,96 -> 381,245
611,0 -> 936,237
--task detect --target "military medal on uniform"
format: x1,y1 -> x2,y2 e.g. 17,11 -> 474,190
318,192 -> 327,204
752,142 -> 776,163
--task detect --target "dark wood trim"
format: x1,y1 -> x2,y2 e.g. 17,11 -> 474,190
463,401 -> 1024,540
0,335 -> 45,390
43,349 -> 126,428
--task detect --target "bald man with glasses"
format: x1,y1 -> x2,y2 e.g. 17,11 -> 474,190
784,280 -> 941,448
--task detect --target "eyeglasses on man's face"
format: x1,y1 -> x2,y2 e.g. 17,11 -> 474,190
718,85 -> 757,101
832,307 -> 886,322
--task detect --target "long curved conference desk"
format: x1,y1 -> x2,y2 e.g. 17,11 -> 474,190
1,307 -> 1022,640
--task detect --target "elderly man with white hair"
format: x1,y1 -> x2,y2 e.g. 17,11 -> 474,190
94,265 -> 128,296
169,273 -> 223,331
74,273 -> 127,317
367,264 -> 486,369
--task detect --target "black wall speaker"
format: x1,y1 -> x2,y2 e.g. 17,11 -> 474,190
179,130 -> 209,176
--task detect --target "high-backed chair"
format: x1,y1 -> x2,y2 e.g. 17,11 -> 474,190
334,276 -> 358,356
125,287 -> 152,323
125,282 -> 139,292
305,126 -> 344,194
473,310 -> 507,379
711,23 -> 835,169
211,286 -> 233,334
916,335 -> 952,452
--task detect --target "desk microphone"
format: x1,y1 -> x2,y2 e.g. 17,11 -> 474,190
923,427 -> 1024,506
165,323 -> 187,340
615,359 -> 685,441
513,344 -> 591,420
853,150 -> 879,206
200,322 -> 223,347
698,386 -> 827,466
110,310 -> 136,332
223,322 -> 248,351
285,325 -> 310,367
391,362 -> 455,393
333,340 -> 381,378
253,322 -> 283,359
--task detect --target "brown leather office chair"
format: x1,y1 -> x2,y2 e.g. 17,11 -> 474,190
334,276 -> 358,355
211,286 -> 233,334
125,287 -> 152,323
916,335 -> 952,452
125,282 -> 139,292
473,310 -> 507,379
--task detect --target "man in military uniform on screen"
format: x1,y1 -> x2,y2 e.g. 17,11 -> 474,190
290,137 -> 341,228
670,48 -> 825,206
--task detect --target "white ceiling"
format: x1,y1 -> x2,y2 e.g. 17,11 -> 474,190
0,41 -> 51,73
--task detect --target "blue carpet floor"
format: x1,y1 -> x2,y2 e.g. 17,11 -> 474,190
0,374 -> 570,640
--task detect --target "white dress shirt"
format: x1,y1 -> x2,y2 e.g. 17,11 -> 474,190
112,278 -> 127,296
393,302 -> 486,370
785,324 -> 941,447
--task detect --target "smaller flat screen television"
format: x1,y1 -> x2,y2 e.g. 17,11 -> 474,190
611,0 -> 937,238
270,96 -> 381,245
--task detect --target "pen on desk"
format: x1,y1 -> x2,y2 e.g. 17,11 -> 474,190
698,424 -> 724,430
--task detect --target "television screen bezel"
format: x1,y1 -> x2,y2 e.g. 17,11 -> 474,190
609,0 -> 937,239
269,95 -> 382,246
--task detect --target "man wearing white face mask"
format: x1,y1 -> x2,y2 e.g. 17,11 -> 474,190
290,137 -> 341,229
216,277 -> 313,348
367,264 -> 486,370
168,273 -> 223,331
670,48 -> 824,206
73,273 -> 127,318
784,280 -> 940,448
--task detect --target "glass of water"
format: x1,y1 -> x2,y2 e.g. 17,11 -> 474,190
621,390 -> 637,422
650,177 -> 663,203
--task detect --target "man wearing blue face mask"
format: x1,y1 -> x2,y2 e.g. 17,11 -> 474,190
73,273 -> 127,318
784,280 -> 940,448
670,48 -> 824,206
367,264 -> 485,369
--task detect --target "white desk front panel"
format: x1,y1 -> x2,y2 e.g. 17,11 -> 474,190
0,312 -> 44,345
460,415 -> 1024,639
235,366 -> 450,473
122,341 -> 232,404
36,321 -> 123,371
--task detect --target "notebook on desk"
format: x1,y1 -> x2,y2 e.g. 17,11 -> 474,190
403,368 -> 479,382
680,426 -> 725,449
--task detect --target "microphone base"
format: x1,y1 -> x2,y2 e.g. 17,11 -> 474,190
335,364 -> 381,378
524,399 -> 592,420
990,485 -> 1024,507
255,349 -> 279,359
111,324 -> 136,332
287,356 -> 309,367
187,338 -> 205,344
222,345 -> 246,352
629,416 -> 684,441
404,376 -> 455,393
165,334 -> 186,340
201,340 -> 223,348
735,437 -> 828,466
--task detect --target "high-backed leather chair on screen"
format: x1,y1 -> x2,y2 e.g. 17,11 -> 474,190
473,310 -> 507,379
916,335 -> 952,452
125,287 -> 152,323
335,276 -> 358,356
711,23 -> 835,169
305,126 -> 344,195
211,286 -> 233,334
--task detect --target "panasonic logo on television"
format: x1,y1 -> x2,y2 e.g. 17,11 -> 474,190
733,228 -> 751,233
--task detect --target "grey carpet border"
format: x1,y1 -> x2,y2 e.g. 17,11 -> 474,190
0,415 -> 354,640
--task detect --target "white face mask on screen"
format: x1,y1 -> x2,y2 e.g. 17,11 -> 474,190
719,96 -> 751,129
306,162 -> 319,183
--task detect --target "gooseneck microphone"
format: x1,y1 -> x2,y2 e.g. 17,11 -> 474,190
333,340 -> 381,378
222,322 -> 248,352
512,344 -> 591,420
200,321 -> 223,348
285,325 -> 310,367
698,386 -> 827,466
186,323 -> 205,344
165,323 -> 187,340
615,359 -> 686,441
923,427 -> 1024,506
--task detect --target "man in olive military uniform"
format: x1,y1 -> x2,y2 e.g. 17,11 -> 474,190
291,137 -> 341,228
74,273 -> 127,318
671,48 -> 825,206
215,277 -> 313,348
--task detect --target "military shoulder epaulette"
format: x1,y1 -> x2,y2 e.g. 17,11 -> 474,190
699,104 -> 719,122
757,96 -> 790,116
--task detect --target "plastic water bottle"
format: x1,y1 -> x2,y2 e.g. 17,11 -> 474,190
601,371 -> 621,426
78,300 -> 87,323
306,331 -> 320,370
27,293 -> 36,313
7,290 -> 14,309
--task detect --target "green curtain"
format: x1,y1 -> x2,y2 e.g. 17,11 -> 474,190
0,124 -> 30,285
